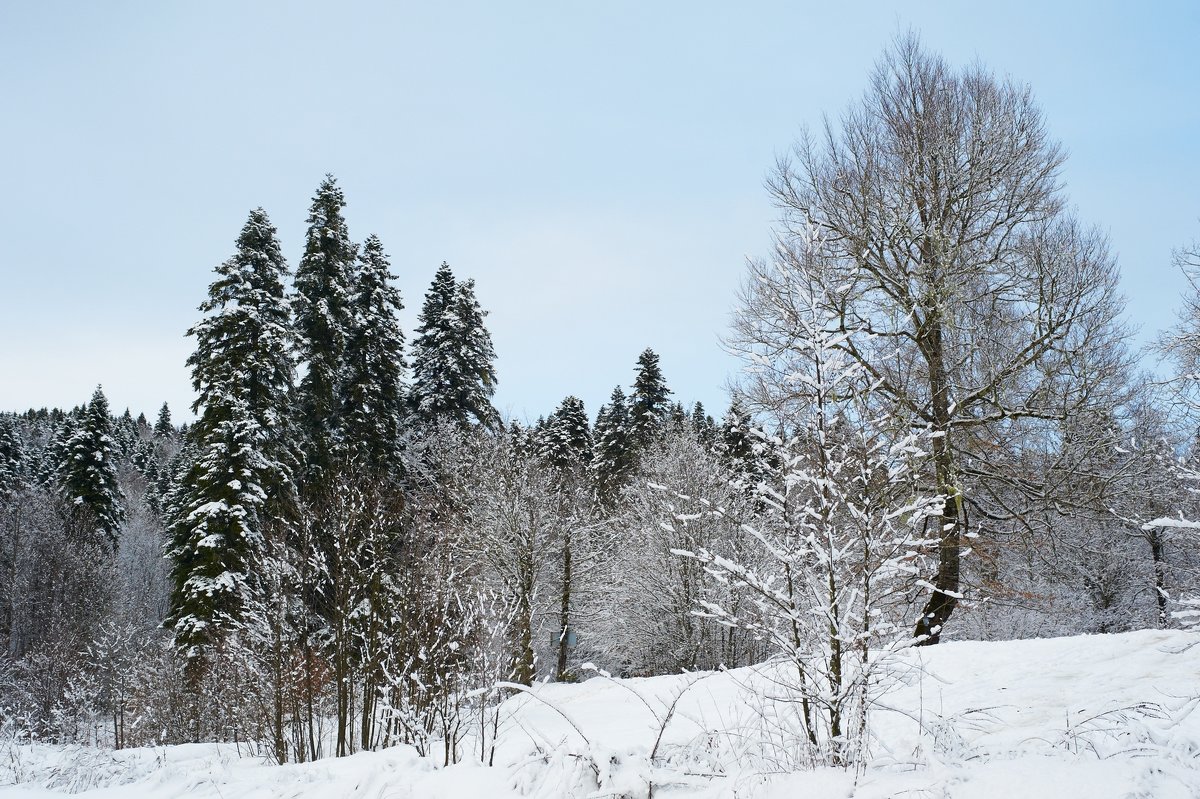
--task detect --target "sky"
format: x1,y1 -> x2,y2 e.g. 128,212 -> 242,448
1,1 -> 1197,423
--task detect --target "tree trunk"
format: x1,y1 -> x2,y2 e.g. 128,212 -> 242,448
915,319 -> 964,645
1148,530 -> 1168,628
556,530 -> 572,681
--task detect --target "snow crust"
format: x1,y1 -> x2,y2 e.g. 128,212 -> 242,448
4,629 -> 1200,798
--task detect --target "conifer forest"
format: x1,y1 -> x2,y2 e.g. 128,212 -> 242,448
3,20 -> 1200,799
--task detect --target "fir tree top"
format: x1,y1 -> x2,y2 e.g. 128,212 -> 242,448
293,175 -> 358,479
61,385 -> 125,547
540,395 -> 592,469
340,233 -> 408,472
593,385 -> 634,503
154,402 -> 173,439
630,348 -> 671,450
187,207 -> 295,447
409,263 -> 499,429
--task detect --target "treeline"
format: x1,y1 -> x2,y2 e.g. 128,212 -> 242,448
0,176 -> 774,761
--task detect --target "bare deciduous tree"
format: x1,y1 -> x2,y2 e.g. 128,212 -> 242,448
750,34 -> 1130,642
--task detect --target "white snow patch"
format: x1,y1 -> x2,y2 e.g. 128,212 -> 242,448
3,629 -> 1200,797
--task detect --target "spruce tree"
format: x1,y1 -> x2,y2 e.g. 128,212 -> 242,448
154,402 -> 174,439
293,175 -> 358,480
169,208 -> 296,656
166,406 -> 274,658
158,440 -> 198,533
408,262 -> 457,426
340,234 -> 407,472
593,386 -> 634,503
539,396 -> 592,470
39,412 -> 76,486
0,415 -> 26,498
690,401 -> 716,447
630,348 -> 671,451
667,401 -> 688,434
186,207 -> 295,499
717,398 -> 764,494
61,386 -> 125,547
538,395 -> 593,683
450,278 -> 499,427
507,419 -> 538,458
409,263 -> 499,429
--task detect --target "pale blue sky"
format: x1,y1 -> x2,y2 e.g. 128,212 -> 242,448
2,1 -> 1197,422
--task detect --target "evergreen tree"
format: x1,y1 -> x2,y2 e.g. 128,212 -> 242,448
539,396 -> 592,470
166,406 -> 275,660
169,208 -> 296,657
186,207 -> 296,502
39,412 -> 76,485
690,401 -> 716,447
451,278 -> 499,426
667,401 -> 688,434
409,263 -> 499,429
538,394 -> 594,683
158,440 -> 198,532
154,402 -> 174,439
293,175 -> 358,480
630,348 -> 671,450
593,386 -> 634,503
143,458 -> 163,514
114,408 -> 140,460
61,386 -> 125,547
0,415 -> 26,498
408,262 -> 457,426
130,437 -> 155,475
507,419 -> 538,458
717,398 -> 765,494
340,234 -> 407,472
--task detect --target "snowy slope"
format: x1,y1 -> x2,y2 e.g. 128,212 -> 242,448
3,629 -> 1200,798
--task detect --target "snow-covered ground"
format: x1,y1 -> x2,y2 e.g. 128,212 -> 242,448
3,629 -> 1200,798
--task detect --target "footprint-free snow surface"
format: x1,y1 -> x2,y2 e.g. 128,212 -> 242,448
4,629 -> 1200,798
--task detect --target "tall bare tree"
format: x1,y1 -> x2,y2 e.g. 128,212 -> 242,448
744,34 -> 1130,643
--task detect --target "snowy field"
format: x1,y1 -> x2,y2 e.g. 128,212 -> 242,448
3,629 -> 1200,798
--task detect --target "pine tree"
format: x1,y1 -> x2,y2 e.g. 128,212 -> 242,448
450,278 -> 499,427
166,405 -> 275,659
409,263 -> 499,429
340,234 -> 407,472
154,402 -> 174,439
690,401 -> 716,447
539,396 -> 592,470
537,394 -> 594,681
408,263 -> 457,426
61,386 -> 125,547
0,414 -> 26,498
667,401 -> 688,434
39,412 -> 76,485
158,440 -> 198,533
593,386 -> 634,503
169,208 -> 296,657
293,175 -> 358,480
114,408 -> 140,460
506,419 -> 538,458
717,398 -> 765,495
186,207 -> 296,502
630,348 -> 671,451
